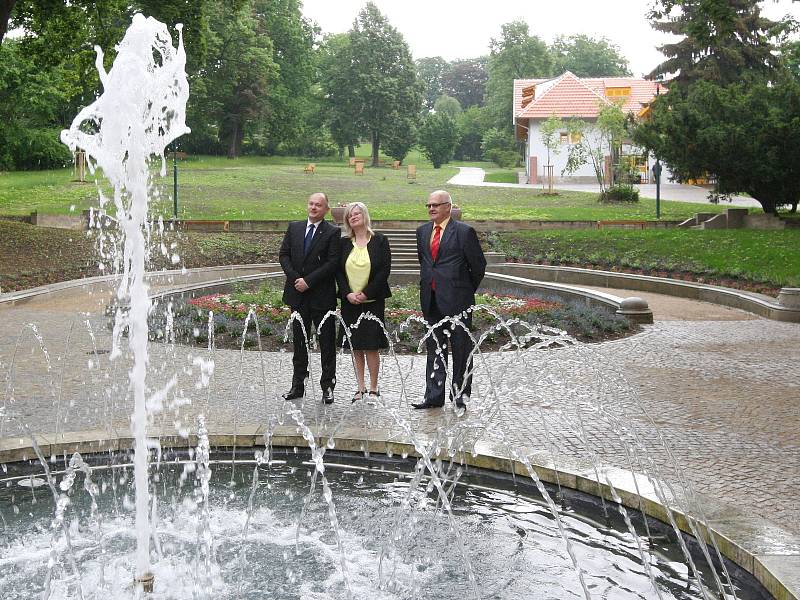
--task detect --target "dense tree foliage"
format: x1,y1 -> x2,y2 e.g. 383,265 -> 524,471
319,33 -> 360,158
636,78 -> 800,214
638,0 -> 799,214
1,4 -> 654,170
416,56 -> 449,110
485,21 -> 552,132
418,112 -> 459,168
441,58 -> 487,108
550,34 -> 631,77
346,2 -> 422,166
648,0 -> 786,86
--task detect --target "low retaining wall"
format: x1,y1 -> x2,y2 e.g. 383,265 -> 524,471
491,263 -> 800,323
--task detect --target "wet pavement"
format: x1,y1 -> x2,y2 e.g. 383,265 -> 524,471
1,272 -> 798,542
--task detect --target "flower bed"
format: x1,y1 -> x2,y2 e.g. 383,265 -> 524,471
150,283 -> 633,351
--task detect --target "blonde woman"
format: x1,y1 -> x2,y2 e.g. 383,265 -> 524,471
336,202 -> 392,402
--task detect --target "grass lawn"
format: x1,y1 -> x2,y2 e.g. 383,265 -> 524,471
1,153 -> 729,221
490,229 -> 800,290
483,170 -> 521,184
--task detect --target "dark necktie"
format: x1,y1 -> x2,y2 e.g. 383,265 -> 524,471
304,223 -> 315,255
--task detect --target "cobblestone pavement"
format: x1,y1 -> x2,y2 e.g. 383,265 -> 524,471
1,280 -> 798,537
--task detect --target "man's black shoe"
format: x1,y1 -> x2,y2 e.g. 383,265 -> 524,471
411,400 -> 444,410
282,387 -> 304,401
455,397 -> 467,411
322,390 -> 335,405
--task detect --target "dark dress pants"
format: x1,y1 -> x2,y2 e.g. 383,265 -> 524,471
291,306 -> 336,393
424,292 -> 474,405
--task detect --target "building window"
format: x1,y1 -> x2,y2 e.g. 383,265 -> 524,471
560,132 -> 582,144
605,86 -> 631,98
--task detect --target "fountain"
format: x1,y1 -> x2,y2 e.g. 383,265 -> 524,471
0,13 -> 782,600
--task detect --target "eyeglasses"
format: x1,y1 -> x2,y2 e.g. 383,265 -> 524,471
425,202 -> 451,209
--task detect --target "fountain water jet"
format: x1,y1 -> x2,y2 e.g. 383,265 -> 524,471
60,13 -> 190,590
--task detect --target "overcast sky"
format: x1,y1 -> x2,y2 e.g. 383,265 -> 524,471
302,0 -> 800,77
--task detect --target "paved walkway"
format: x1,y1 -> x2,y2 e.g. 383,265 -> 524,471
1,274 -> 798,544
448,166 -> 761,207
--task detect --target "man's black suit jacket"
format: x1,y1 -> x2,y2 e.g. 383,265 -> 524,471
279,219 -> 341,311
416,219 -> 487,316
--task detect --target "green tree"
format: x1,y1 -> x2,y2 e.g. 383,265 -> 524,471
418,112 -> 459,168
0,39 -> 72,168
453,105 -> 484,161
540,114 -> 564,192
319,33 -> 361,158
442,58 -> 487,108
563,102 -> 627,195
648,0 -> 786,86
348,2 -> 423,166
550,34 -> 631,77
433,94 -> 462,119
1,1 -> 15,45
635,77 -> 800,214
416,56 -> 450,110
193,1 -> 278,158
481,126 -> 517,167
484,21 -> 552,132
250,0 -> 316,154
382,114 -> 417,164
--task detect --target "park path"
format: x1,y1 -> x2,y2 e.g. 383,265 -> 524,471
448,166 -> 761,207
1,273 -> 798,542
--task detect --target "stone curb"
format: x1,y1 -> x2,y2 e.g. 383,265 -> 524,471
1,429 -> 796,600
0,264 -> 282,306
492,264 -> 800,322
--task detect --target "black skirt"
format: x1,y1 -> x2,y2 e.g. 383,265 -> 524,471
339,298 -> 389,350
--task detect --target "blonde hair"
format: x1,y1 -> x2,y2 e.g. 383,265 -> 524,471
342,202 -> 375,239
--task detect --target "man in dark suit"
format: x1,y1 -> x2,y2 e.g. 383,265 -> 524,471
279,192 -> 342,404
412,190 -> 487,411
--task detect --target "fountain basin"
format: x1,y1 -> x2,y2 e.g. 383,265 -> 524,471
0,430 -> 794,599
0,442 -> 773,600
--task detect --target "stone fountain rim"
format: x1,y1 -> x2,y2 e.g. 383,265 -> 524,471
0,427 -> 796,600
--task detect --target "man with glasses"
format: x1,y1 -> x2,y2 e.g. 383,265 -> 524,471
412,190 -> 486,411
279,192 -> 341,404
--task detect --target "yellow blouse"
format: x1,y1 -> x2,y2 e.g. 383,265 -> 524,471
345,244 -> 374,302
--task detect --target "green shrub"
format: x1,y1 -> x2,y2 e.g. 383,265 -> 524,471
600,183 -> 639,203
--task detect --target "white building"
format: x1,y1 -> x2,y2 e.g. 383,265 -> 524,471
513,72 -> 669,184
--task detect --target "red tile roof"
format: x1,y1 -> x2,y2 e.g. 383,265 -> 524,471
513,72 -> 664,121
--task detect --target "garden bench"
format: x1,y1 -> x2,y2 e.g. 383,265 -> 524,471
303,163 -> 316,174
349,157 -> 356,166
392,160 -> 400,169
596,220 -> 648,230
407,164 -> 416,180
354,162 -> 365,175
170,151 -> 188,160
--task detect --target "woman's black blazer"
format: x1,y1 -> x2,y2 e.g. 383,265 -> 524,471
336,232 -> 392,301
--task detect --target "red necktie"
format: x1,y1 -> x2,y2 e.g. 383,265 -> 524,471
431,225 -> 441,260
430,225 -> 441,289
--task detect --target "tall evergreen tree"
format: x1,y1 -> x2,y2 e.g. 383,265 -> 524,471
648,0 -> 786,86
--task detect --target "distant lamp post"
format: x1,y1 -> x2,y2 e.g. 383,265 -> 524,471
172,147 -> 179,220
653,159 -> 662,219
652,84 -> 662,219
